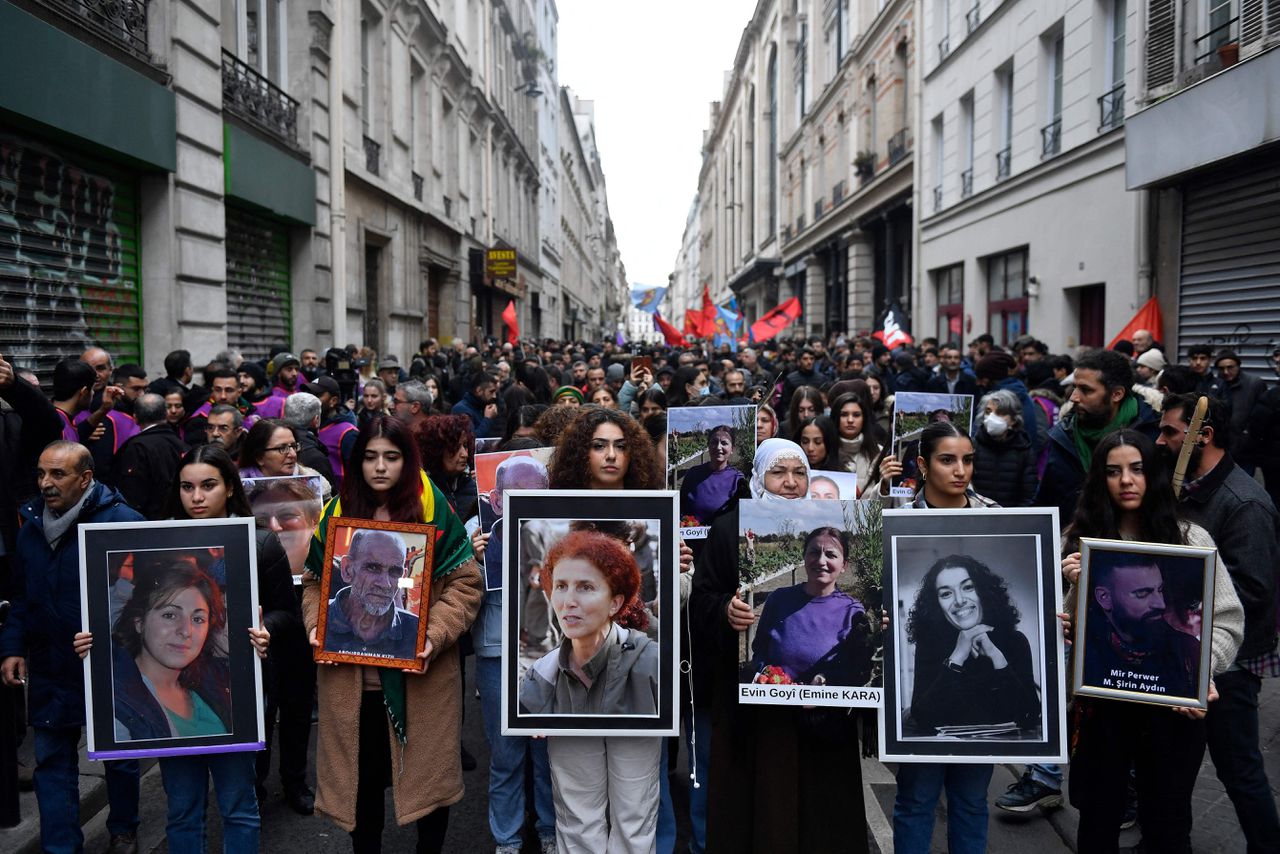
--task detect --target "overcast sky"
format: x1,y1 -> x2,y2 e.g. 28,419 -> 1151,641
555,0 -> 758,291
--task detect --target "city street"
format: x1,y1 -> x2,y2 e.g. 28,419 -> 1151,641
4,668 -> 1275,853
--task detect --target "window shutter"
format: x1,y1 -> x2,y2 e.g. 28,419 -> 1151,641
1145,0 -> 1178,90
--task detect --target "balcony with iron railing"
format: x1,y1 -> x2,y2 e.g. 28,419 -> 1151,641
1193,16 -> 1238,63
960,169 -> 973,199
966,3 -> 981,34
221,51 -> 300,148
1098,83 -> 1125,131
995,146 -> 1011,180
443,196 -> 453,218
932,185 -> 942,213
888,129 -> 909,166
796,214 -> 806,234
412,172 -> 424,201
832,179 -> 845,205
814,199 -> 825,222
782,224 -> 793,243
363,136 -> 381,175
1040,117 -> 1061,158
34,0 -> 152,64
938,35 -> 951,64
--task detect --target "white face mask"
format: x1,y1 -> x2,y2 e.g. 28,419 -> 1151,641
984,412 -> 1009,437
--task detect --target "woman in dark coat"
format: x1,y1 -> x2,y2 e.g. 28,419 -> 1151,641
690,438 -> 869,854
971,389 -> 1038,507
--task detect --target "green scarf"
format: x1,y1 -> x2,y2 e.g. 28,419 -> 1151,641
305,472 -> 474,743
1072,395 -> 1139,471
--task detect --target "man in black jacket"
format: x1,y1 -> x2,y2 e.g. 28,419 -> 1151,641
110,394 -> 189,520
1214,350 -> 1265,474
781,348 -> 824,409
1156,393 -> 1280,852
926,345 -> 979,396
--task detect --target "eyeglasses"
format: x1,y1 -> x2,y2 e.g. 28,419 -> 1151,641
207,424 -> 235,435
265,442 -> 301,455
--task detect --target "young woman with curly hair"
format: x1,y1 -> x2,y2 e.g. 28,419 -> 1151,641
548,408 -> 662,491
413,414 -> 477,518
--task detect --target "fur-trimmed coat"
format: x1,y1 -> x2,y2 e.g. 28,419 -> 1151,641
301,557 -> 483,831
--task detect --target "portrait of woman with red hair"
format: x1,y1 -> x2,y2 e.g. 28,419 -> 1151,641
519,529 -> 659,717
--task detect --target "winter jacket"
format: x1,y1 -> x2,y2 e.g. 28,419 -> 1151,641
1033,397 -> 1160,522
996,377 -> 1043,456
110,424 -> 189,519
0,482 -> 144,728
1245,380 -> 1280,467
451,391 -> 497,438
0,376 -> 62,555
925,371 -> 979,397
297,427 -> 337,491
1222,371 -> 1266,463
1178,455 -> 1279,662
972,427 -> 1038,507
519,623 -> 660,716
112,644 -> 232,741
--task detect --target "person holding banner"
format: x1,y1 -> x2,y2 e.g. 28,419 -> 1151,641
692,438 -> 870,854
302,416 -> 482,853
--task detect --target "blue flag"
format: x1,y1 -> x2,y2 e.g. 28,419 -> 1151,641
630,285 -> 667,314
713,305 -> 741,351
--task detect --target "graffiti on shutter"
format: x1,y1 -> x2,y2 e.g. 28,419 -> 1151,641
0,130 -> 142,386
225,205 -> 291,362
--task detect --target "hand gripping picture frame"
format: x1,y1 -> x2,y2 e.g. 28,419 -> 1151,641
314,517 -> 435,670
879,507 -> 1068,764
500,490 -> 680,737
79,518 -> 265,760
1072,537 -> 1216,711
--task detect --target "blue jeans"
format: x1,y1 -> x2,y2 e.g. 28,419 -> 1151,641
475,656 -> 554,846
1027,762 -> 1063,789
1206,669 -> 1280,854
33,726 -> 139,854
685,706 -> 712,854
657,741 -> 675,853
160,751 -> 260,853
893,762 -> 992,854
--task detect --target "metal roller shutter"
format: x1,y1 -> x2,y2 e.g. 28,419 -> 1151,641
0,130 -> 142,386
225,205 -> 290,362
1178,153 -> 1280,375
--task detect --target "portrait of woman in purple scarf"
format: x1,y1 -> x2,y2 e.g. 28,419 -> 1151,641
678,424 -> 750,527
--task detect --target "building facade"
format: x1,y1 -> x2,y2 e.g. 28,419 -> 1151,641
688,0 -> 916,340
0,0 -> 622,383
915,0 -> 1147,353
1124,1 -> 1279,374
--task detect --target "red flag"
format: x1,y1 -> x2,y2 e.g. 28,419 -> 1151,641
684,309 -> 700,337
700,285 -> 717,338
501,300 -> 519,347
654,311 -> 687,347
749,297 -> 803,343
1108,297 -> 1164,350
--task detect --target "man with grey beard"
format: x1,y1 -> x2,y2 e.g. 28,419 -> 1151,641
323,529 -> 418,659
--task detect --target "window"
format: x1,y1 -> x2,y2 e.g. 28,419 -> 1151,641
936,0 -> 951,61
794,19 -> 809,122
837,1 -> 850,65
1049,33 -> 1064,120
410,61 -> 424,173
960,91 -> 974,197
767,47 -> 778,235
986,248 -> 1029,345
222,0 -> 288,85
1207,0 -> 1234,51
360,10 -> 373,133
1042,29 -> 1064,156
1108,0 -> 1127,87
931,113 -> 944,210
935,265 -> 964,340
868,77 -> 878,154
996,63 -> 1014,177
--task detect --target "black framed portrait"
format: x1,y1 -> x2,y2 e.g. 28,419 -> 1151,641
78,518 -> 264,760
880,508 -> 1068,763
500,490 -> 679,737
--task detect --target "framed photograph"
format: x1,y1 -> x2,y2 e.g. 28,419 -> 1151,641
666,405 -> 756,538
888,392 -> 974,498
314,518 -> 435,669
500,490 -> 679,736
1072,537 -> 1216,710
737,499 -> 884,708
241,474 -> 326,581
475,447 -> 554,591
879,508 -> 1067,764
78,518 -> 264,760
807,470 -> 858,500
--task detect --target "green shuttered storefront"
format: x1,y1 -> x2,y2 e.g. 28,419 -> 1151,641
0,129 -> 142,383
225,205 -> 291,362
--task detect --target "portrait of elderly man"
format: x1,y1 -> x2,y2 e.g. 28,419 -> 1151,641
324,529 -> 420,659
1082,552 -> 1201,699
480,454 -> 550,590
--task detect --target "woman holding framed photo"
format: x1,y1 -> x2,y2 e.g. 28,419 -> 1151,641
75,444 -> 294,851
1061,429 -> 1242,853
302,416 -> 483,854
692,438 -> 871,854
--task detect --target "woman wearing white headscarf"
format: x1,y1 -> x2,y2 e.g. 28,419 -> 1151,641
690,439 -> 871,853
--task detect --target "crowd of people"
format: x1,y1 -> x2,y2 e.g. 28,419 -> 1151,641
0,326 -> 1276,854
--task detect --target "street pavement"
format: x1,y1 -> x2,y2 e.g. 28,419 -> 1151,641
2,668 -> 1276,852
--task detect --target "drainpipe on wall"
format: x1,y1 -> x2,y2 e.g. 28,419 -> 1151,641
1135,187 -> 1152,302
329,5 -> 348,347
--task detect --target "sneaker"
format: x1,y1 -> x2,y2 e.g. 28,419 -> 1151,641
994,773 -> 1063,812
540,836 -> 558,854
1119,795 -> 1138,830
106,832 -> 138,854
